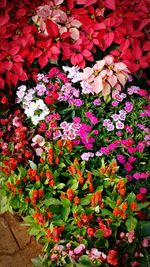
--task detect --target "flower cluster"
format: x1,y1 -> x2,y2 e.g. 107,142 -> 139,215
0,62 -> 149,267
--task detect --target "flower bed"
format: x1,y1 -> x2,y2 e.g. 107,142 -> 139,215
0,0 -> 150,266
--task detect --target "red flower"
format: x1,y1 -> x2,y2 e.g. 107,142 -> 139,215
114,23 -> 144,50
107,250 -> 118,266
61,38 -> 93,68
87,227 -> 94,237
130,45 -> 149,73
37,39 -> 60,69
97,17 -> 120,50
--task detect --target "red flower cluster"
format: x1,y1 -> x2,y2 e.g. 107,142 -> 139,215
0,108 -> 34,168
0,0 -> 149,99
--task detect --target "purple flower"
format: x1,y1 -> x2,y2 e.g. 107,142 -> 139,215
119,113 -> 126,121
93,129 -> 99,135
80,80 -> 93,94
53,130 -> 61,139
36,84 -> 46,96
85,111 -> 93,119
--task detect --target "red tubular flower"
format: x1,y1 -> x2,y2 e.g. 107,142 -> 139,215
67,188 -> 75,200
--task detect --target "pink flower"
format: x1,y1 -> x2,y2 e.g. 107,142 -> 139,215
142,238 -> 149,247
74,244 -> 85,254
111,101 -> 119,107
126,230 -> 135,243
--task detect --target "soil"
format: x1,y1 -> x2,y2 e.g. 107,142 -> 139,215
0,212 -> 43,267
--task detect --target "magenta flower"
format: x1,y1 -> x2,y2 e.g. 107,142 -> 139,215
139,187 -> 147,194
111,101 -> 119,107
117,154 -> 125,164
124,162 -> 133,172
116,131 -> 123,136
124,101 -> 133,113
128,156 -> 136,163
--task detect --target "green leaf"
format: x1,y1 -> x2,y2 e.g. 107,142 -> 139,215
80,195 -> 91,206
61,198 -> 71,207
127,192 -> 136,204
125,217 -> 137,231
62,206 -> 70,221
55,183 -> 65,190
95,237 -> 109,248
44,198 -> 61,206
91,169 -> 100,177
71,181 -> 79,190
78,255 -> 92,267
136,202 -> 150,211
29,224 -> 42,235
23,215 -> 35,224
28,160 -> 37,170
140,221 -> 150,237
82,183 -> 88,190
31,257 -> 45,267
95,229 -> 103,238
104,197 -> 115,209
101,208 -> 112,217
58,163 -> 66,168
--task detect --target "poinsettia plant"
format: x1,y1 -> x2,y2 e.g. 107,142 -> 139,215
0,0 -> 150,101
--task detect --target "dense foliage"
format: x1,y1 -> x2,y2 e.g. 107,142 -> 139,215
0,0 -> 150,266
